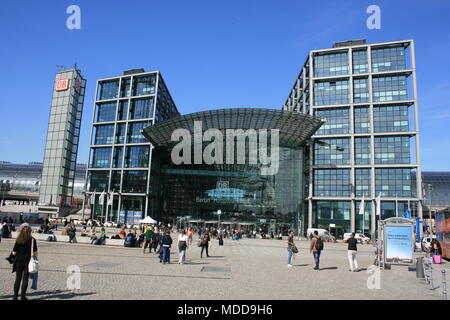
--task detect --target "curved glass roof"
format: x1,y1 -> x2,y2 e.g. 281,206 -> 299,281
142,108 -> 324,149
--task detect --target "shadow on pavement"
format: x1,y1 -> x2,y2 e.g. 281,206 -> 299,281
0,290 -> 96,300
294,264 -> 309,267
319,267 -> 338,271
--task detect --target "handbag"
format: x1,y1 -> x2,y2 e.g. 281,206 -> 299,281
292,244 -> 298,254
28,238 -> 39,274
433,255 -> 442,264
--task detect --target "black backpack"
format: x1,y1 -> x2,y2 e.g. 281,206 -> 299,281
316,237 -> 324,251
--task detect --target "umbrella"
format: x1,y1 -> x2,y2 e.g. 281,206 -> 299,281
139,216 -> 157,224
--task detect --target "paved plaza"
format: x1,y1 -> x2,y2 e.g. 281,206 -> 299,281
0,236 -> 447,300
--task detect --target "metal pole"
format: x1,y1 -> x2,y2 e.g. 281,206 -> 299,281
442,269 -> 447,300
81,192 -> 86,221
429,185 -> 433,236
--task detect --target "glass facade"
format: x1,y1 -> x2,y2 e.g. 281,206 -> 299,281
283,40 -> 420,238
87,70 -> 180,223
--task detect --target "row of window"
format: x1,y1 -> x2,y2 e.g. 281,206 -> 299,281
95,98 -> 154,122
314,136 -> 412,165
92,121 -> 150,145
90,146 -> 150,168
315,105 -> 410,135
313,46 -> 407,77
97,75 -> 157,100
313,75 -> 409,106
314,168 -> 414,197
89,170 -> 148,193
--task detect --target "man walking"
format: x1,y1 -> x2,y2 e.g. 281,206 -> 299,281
287,231 -> 295,267
309,231 -> 323,270
345,232 -> 358,272
143,227 -> 153,253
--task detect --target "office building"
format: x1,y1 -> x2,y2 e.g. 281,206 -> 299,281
86,69 -> 179,224
38,68 -> 86,215
283,39 -> 423,238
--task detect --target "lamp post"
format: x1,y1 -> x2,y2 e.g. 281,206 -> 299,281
427,184 -> 433,236
217,209 -> 222,229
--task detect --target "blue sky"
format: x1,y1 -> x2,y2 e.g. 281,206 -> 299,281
0,0 -> 449,171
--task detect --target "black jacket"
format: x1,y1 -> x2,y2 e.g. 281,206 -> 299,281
12,238 -> 37,271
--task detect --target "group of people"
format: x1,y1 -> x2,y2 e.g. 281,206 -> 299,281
286,231 -> 359,271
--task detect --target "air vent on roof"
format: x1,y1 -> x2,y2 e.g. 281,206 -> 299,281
332,40 -> 366,48
123,68 -> 145,75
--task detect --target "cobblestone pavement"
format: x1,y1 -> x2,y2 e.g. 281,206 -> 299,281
0,236 -> 447,300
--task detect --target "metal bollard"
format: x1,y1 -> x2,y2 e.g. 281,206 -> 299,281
442,269 -> 447,300
429,263 -> 435,289
416,257 -> 425,279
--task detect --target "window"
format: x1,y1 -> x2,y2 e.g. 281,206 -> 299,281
132,75 -> 156,96
314,80 -> 349,106
97,80 -> 118,100
129,98 -> 154,120
115,124 -> 126,144
355,169 -> 371,197
89,171 -> 110,192
120,77 -> 131,97
93,125 -> 114,145
90,148 -> 112,168
353,78 -> 369,103
375,168 -> 412,197
374,105 -> 409,132
314,169 -> 351,197
371,46 -> 406,73
372,76 -> 408,102
354,137 -> 371,165
124,146 -> 150,168
127,122 -> 151,143
112,147 -> 123,168
315,108 -> 350,135
313,52 -> 349,77
352,50 -> 368,74
354,107 -> 370,133
374,136 -> 410,164
117,101 -> 128,121
122,171 -> 148,193
95,102 -> 116,122
314,138 -> 350,165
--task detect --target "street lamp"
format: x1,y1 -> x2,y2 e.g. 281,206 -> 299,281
217,209 -> 222,229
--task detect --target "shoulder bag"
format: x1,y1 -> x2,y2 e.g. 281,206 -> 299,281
28,238 -> 39,274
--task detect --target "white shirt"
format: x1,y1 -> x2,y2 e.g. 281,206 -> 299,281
178,234 -> 188,242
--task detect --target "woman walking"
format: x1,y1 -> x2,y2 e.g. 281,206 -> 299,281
200,232 -> 210,258
177,230 -> 188,264
11,226 -> 38,300
287,231 -> 295,267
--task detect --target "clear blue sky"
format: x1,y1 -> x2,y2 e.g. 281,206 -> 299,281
0,0 -> 449,171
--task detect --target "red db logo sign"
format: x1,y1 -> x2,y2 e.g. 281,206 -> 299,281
55,78 -> 70,91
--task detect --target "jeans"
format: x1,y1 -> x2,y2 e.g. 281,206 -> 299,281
313,251 -> 321,268
14,264 -> 30,299
179,250 -> 186,263
287,248 -> 293,265
162,246 -> 170,264
347,250 -> 358,271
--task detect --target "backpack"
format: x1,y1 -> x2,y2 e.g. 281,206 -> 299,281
315,237 -> 324,251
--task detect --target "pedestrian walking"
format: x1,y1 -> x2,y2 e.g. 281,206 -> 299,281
178,230 -> 188,264
160,229 -> 173,264
11,226 -> 38,300
200,232 -> 210,258
345,232 -> 358,272
143,226 -> 153,253
186,228 -> 193,246
68,224 -> 77,243
287,231 -> 297,267
309,230 -> 323,270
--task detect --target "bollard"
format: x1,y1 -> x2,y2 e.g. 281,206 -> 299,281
429,263 -> 435,290
416,257 -> 425,279
442,269 -> 447,300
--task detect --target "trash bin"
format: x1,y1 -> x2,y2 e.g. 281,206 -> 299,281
416,257 -> 425,279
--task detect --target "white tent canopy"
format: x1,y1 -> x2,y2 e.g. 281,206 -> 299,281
139,216 -> 157,224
